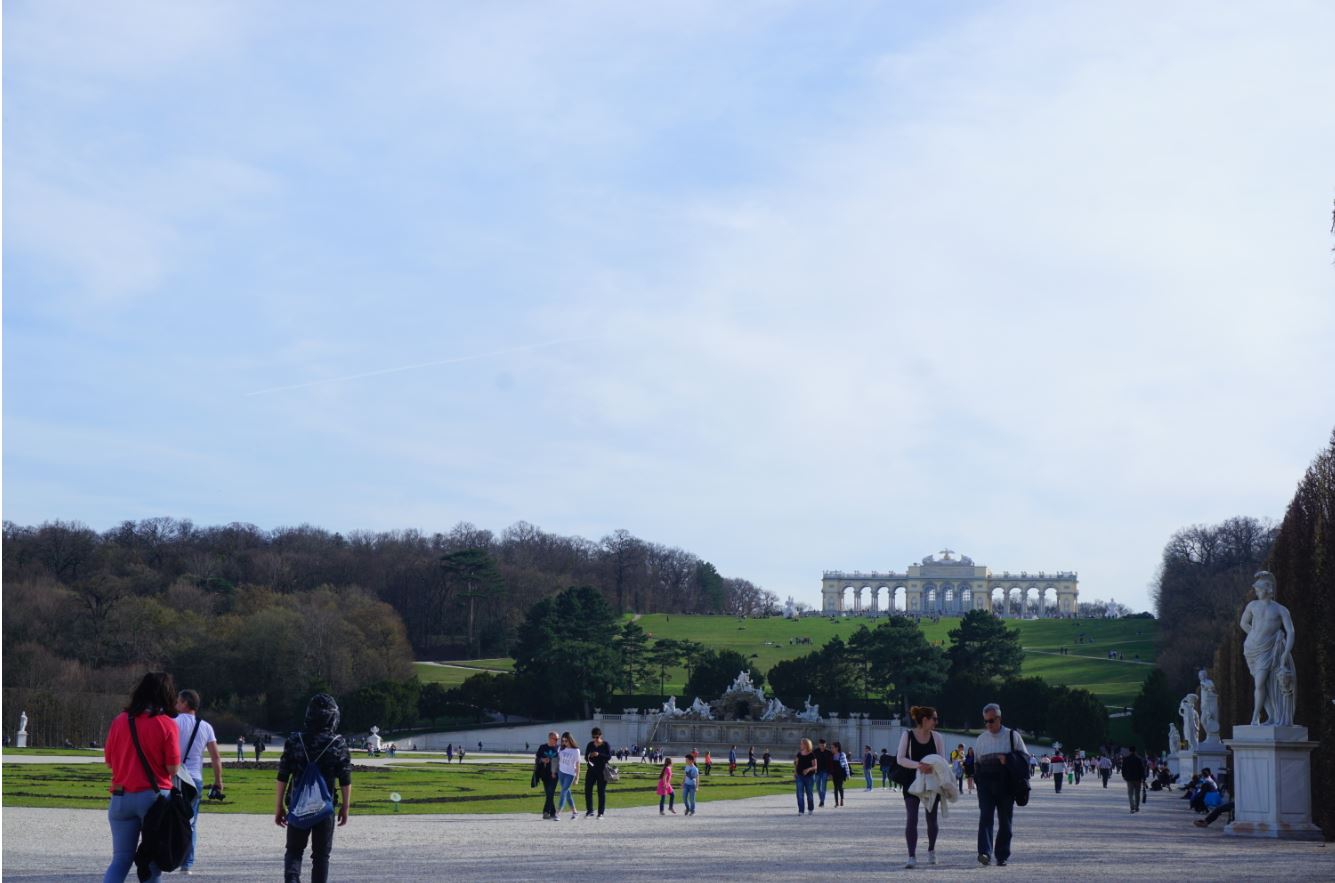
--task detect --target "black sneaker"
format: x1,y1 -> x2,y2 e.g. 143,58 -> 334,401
978,854 -> 990,866
997,860 -> 1008,867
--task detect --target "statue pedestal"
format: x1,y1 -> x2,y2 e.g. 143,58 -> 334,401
1195,740 -> 1228,779
1223,725 -> 1321,840
1175,749 -> 1198,777
15,732 -> 28,748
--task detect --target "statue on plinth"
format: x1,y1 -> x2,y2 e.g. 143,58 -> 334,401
1198,668 -> 1221,743
784,596 -> 797,619
1240,571 -> 1297,726
687,696 -> 714,720
760,697 -> 791,721
1169,722 -> 1181,752
660,696 -> 686,718
1178,694 -> 1201,751
18,711 -> 28,735
797,696 -> 821,723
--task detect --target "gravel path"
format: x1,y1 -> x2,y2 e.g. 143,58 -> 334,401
4,775 -> 1331,880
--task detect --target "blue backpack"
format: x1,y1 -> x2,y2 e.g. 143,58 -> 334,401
285,734 -> 337,829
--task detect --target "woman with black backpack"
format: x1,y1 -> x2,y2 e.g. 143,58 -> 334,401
101,671 -> 183,883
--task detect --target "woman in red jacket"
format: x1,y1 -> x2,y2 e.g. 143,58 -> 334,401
102,672 -> 181,883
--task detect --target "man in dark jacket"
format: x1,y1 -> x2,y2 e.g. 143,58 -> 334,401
274,694 -> 353,883
534,731 -> 560,819
814,739 -> 834,807
583,727 -> 612,818
1121,746 -> 1146,814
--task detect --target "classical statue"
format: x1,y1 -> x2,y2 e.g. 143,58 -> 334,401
784,596 -> 797,619
1240,571 -> 1297,726
17,711 -> 28,734
1169,722 -> 1181,752
687,696 -> 714,720
729,670 -> 763,698
660,696 -> 686,718
1197,668 -> 1221,743
1178,694 -> 1201,751
797,696 -> 822,723
760,697 -> 790,721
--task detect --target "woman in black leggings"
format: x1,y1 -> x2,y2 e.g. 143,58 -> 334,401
895,705 -> 944,868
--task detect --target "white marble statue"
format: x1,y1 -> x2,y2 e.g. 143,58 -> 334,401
1169,722 -> 1181,751
1178,694 -> 1201,751
1198,668 -> 1221,742
760,697 -> 790,721
784,596 -> 797,619
660,696 -> 686,718
367,725 -> 382,753
797,696 -> 822,723
728,670 -> 765,700
18,711 -> 28,734
1240,571 -> 1297,726
687,696 -> 714,720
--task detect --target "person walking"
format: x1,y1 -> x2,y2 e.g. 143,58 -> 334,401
236,735 -> 245,764
1121,746 -> 1146,814
1049,749 -> 1065,793
534,731 -> 560,820
831,741 -> 849,807
762,748 -> 771,776
682,752 -> 700,815
446,743 -> 453,763
973,702 -> 1028,868
1098,754 -> 1113,789
274,693 -> 352,883
657,757 -> 676,814
556,732 -> 581,820
814,738 -> 834,807
897,706 -> 946,868
728,745 -> 738,776
101,672 -> 182,883
583,727 -> 612,819
746,745 -> 758,776
863,745 -> 875,792
879,748 -> 894,789
174,689 -> 224,876
703,750 -> 713,776
794,738 -> 818,815
963,747 -> 976,795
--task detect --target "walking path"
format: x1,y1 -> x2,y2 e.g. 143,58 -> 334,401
4,770 -> 1330,879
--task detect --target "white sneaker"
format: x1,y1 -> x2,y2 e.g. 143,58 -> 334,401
905,857 -> 917,869
927,852 -> 936,865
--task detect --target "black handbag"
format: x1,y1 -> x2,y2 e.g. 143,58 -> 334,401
128,715 -> 194,879
1007,729 -> 1031,807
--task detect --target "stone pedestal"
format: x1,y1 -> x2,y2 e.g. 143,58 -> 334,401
1194,740 -> 1229,779
1223,725 -> 1321,840
1175,749 -> 1198,778
15,732 -> 28,748
1166,752 -> 1180,777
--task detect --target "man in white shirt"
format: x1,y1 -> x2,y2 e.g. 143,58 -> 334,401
176,689 -> 225,876
972,702 -> 1027,868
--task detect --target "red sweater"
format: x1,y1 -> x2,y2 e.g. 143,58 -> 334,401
104,712 -> 181,792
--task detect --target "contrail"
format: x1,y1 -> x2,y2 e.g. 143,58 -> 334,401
245,337 -> 589,396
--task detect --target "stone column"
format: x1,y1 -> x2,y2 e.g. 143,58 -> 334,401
1223,725 -> 1321,839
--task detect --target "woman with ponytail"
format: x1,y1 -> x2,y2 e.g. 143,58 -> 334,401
896,705 -> 945,868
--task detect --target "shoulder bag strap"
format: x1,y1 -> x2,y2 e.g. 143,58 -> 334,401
184,718 -> 202,759
127,715 -> 162,791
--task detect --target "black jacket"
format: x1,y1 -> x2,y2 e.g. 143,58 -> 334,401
1121,754 -> 1146,782
277,694 -> 352,806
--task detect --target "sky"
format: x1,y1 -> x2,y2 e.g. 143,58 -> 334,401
5,1 -> 1334,614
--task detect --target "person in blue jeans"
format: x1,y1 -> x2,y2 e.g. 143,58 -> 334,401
814,739 -> 834,806
794,739 -> 818,814
973,703 -> 1027,867
102,671 -> 182,883
683,753 -> 700,815
174,689 -> 225,874
863,745 -> 875,791
555,732 -> 581,819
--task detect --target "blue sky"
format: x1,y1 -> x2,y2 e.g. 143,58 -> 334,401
5,1 -> 1335,612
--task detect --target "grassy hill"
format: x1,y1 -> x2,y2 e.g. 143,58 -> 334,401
419,614 -> 1158,710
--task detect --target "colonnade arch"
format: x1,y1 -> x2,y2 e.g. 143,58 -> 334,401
821,554 -> 1078,617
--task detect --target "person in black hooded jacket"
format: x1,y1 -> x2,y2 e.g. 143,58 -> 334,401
274,693 -> 353,883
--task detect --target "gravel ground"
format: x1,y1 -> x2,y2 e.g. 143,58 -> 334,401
4,775 -> 1331,880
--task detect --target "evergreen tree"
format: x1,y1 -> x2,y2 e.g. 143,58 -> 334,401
946,609 -> 1024,680
1131,668 -> 1178,754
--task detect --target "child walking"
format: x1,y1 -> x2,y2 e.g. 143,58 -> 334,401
658,757 -> 676,814
682,753 -> 700,815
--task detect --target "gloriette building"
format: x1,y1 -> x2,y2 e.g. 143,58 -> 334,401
821,549 -> 1078,617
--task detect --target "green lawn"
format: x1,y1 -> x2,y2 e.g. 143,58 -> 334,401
413,658 -> 512,688
420,614 -> 1159,709
2,759 -> 797,815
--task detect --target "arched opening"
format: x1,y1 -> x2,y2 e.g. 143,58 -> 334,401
943,586 -> 955,613
1025,587 -> 1040,618
961,587 -> 973,610
925,584 -> 937,613
991,586 -> 1006,613
893,585 -> 907,611
1042,587 -> 1058,617
1008,586 -> 1023,617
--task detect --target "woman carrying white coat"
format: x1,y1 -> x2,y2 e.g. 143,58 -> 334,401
897,705 -> 947,868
